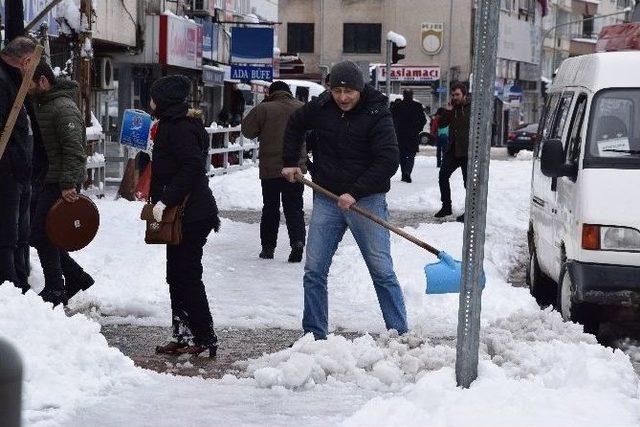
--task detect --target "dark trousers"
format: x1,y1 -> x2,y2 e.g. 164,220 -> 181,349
0,175 -> 30,291
166,217 -> 217,347
439,152 -> 468,206
260,178 -> 305,249
399,148 -> 416,179
30,183 -> 87,293
436,135 -> 449,168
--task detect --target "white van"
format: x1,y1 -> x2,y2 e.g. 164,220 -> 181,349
528,51 -> 640,333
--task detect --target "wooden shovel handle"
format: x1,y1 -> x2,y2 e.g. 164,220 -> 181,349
297,176 -> 440,256
0,45 -> 44,161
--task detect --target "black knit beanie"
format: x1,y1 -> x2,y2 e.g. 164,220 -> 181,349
268,80 -> 291,95
329,61 -> 365,92
150,75 -> 191,110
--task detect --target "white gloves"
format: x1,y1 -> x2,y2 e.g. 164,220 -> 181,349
152,202 -> 166,222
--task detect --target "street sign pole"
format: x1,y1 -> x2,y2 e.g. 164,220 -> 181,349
385,39 -> 392,105
455,0 -> 500,388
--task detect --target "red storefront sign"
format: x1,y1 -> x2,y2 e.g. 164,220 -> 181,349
158,14 -> 203,70
376,65 -> 441,82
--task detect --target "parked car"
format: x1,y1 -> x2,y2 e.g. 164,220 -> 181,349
528,51 -> 640,334
506,123 -> 538,156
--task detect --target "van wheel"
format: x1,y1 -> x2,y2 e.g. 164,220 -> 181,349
526,245 -> 556,306
558,264 -> 600,335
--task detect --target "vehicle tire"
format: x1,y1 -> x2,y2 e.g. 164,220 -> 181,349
507,147 -> 518,156
420,133 -> 432,146
526,243 -> 556,306
557,263 -> 600,335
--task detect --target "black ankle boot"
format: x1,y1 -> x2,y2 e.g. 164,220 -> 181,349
288,242 -> 304,263
259,247 -> 275,259
434,205 -> 452,218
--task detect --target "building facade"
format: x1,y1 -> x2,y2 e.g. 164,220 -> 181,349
278,0 -> 474,110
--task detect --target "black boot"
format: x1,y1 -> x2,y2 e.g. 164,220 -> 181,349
39,287 -> 68,307
288,242 -> 304,263
259,247 -> 275,259
434,205 -> 452,218
456,213 -> 465,223
65,271 -> 95,301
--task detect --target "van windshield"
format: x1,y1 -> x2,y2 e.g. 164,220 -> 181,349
587,89 -> 640,166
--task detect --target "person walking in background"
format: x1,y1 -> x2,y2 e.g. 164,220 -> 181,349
29,61 -> 94,306
148,75 -> 220,357
241,81 -> 307,262
0,36 -> 38,293
431,108 -> 449,168
435,82 -> 471,222
391,89 -> 426,183
282,60 -> 408,340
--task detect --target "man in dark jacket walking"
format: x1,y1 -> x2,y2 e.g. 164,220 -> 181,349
435,82 -> 471,222
391,89 -> 426,183
29,62 -> 93,306
0,36 -> 38,293
241,81 -> 307,262
282,60 -> 408,340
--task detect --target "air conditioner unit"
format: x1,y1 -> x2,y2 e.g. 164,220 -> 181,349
93,57 -> 114,90
190,0 -> 213,16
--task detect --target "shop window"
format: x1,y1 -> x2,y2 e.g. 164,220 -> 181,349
343,23 -> 381,54
287,23 -> 314,53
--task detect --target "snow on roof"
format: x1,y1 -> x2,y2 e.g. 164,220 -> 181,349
203,64 -> 225,73
551,51 -> 640,92
386,31 -> 407,47
86,111 -> 103,140
55,0 -> 82,35
572,37 -> 598,44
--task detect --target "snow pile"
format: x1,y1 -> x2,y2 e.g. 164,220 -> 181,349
516,150 -> 534,160
244,332 -> 454,392
345,309 -> 640,427
0,284 -> 145,426
86,111 -> 103,140
55,0 -> 82,35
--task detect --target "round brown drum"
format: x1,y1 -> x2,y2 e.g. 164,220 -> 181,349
45,195 -> 100,252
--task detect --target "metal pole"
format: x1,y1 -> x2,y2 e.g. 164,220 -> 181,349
455,0 -> 499,389
0,338 -> 23,427
385,39 -> 392,105
79,0 -> 93,125
445,0 -> 454,102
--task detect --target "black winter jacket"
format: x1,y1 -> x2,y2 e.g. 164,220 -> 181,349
0,58 -> 34,183
150,102 -> 220,228
391,99 -> 427,153
282,85 -> 399,200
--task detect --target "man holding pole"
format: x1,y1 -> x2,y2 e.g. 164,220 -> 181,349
281,60 -> 408,340
0,36 -> 39,292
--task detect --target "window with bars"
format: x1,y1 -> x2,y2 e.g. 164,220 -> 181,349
343,23 -> 382,54
287,23 -> 314,53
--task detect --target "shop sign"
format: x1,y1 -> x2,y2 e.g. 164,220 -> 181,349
231,27 -> 274,82
230,65 -> 273,81
377,65 -> 441,82
203,66 -> 225,86
159,14 -> 203,70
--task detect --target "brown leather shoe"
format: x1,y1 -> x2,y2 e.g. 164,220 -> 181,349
175,343 -> 218,358
155,341 -> 188,355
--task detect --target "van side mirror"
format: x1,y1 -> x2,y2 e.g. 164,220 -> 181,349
540,139 -> 577,178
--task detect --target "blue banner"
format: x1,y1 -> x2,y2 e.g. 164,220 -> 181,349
231,27 -> 274,65
230,65 -> 273,82
119,110 -> 152,150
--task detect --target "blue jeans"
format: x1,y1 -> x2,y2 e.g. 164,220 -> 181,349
302,192 -> 408,339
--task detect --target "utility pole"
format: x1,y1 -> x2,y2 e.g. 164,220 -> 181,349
455,0 -> 499,388
385,39 -> 392,104
79,0 -> 93,125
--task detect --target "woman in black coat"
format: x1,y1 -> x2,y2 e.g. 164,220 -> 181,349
148,75 -> 220,357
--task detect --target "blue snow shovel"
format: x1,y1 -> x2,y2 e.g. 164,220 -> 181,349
298,177 -> 463,294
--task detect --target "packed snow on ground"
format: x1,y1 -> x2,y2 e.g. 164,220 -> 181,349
1,155 -> 639,426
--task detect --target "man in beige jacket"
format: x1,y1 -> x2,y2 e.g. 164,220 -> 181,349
241,81 -> 307,262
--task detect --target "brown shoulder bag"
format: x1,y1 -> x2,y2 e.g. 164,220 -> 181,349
140,197 -> 189,245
